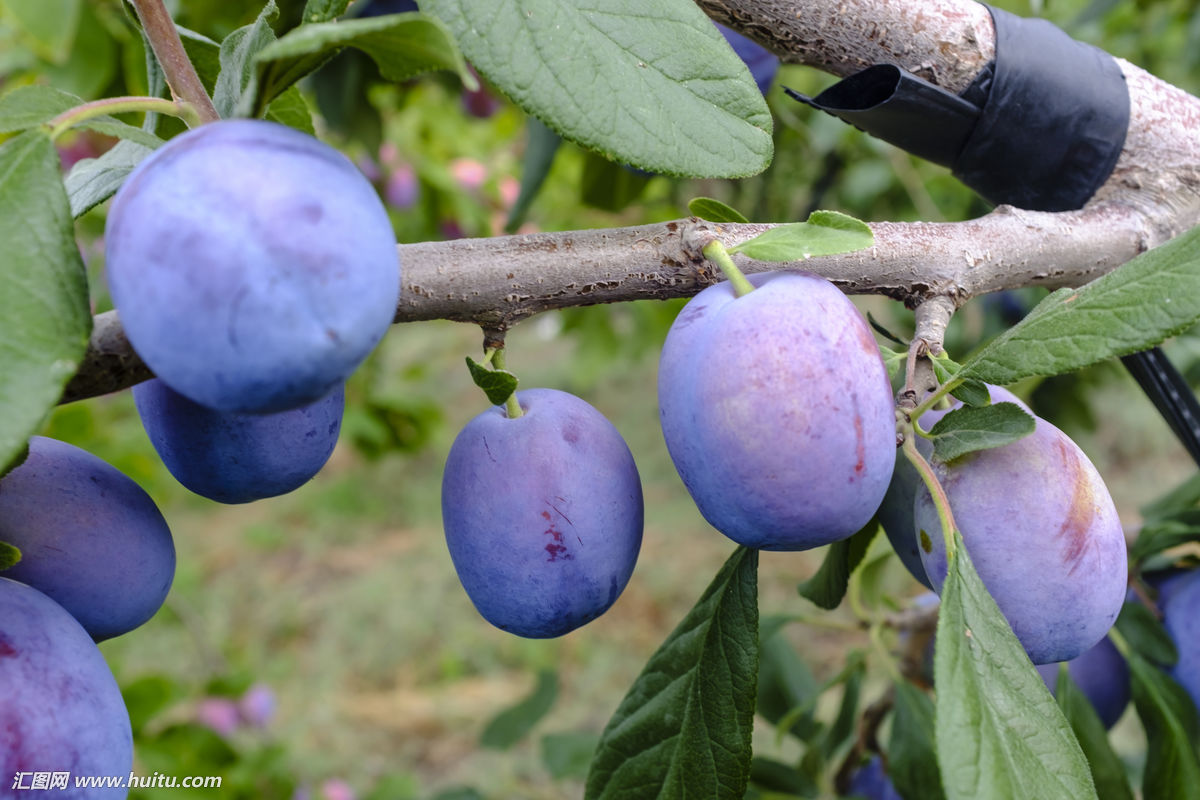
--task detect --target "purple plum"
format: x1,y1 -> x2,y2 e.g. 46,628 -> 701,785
105,119 -> 400,414
914,413 -> 1126,664
0,436 -> 175,642
847,756 -> 903,800
0,577 -> 132,797
880,385 -> 1030,588
134,378 -> 343,504
1157,569 -> 1200,711
1036,635 -> 1130,729
658,271 -> 896,551
441,389 -> 643,638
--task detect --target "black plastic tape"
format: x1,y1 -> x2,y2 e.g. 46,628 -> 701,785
784,65 -> 981,168
785,5 -> 1130,212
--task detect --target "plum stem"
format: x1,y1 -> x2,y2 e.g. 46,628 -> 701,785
901,431 -> 959,560
702,240 -> 755,297
492,349 -> 524,419
479,346 -> 498,368
46,96 -> 200,141
129,0 -> 220,125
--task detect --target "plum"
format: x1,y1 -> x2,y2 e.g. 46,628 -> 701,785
658,271 -> 896,551
441,389 -> 643,638
0,577 -> 132,796
134,378 -> 343,504
105,119 -> 400,414
914,413 -> 1126,664
847,756 -> 903,800
879,385 -> 1030,588
0,436 -> 175,642
1036,635 -> 1130,729
1156,568 -> 1200,711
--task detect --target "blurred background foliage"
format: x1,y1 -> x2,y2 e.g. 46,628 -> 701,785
3,0 -> 1200,796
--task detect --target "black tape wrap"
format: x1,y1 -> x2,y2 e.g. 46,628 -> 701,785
785,5 -> 1130,212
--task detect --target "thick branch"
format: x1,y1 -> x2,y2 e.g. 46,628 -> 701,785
130,0 -> 220,124
62,201 -> 1160,404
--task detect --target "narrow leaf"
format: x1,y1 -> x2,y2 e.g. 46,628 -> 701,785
757,626 -> 820,742
253,13 -> 472,114
213,1 -> 279,119
730,211 -> 873,262
688,197 -> 749,224
960,224 -> 1200,385
1131,521 -> 1200,564
935,531 -> 1096,800
0,130 -> 91,472
1127,653 -> 1200,800
585,547 -> 758,800
465,357 -> 519,407
1054,667 -> 1135,800
797,520 -> 878,610
64,138 -> 153,218
506,117 -> 562,233
0,541 -> 21,571
1114,602 -> 1177,667
889,680 -> 945,800
821,657 -> 863,759
927,403 -> 1036,463
422,0 -> 772,178
1141,472 -> 1200,521
480,669 -> 559,750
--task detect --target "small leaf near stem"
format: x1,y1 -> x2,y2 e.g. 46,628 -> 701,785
46,97 -> 199,142
702,239 -> 755,298
491,349 -> 523,419
902,433 -> 958,560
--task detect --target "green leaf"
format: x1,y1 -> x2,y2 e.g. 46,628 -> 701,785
541,731 -> 601,780
0,541 -> 21,571
0,130 -> 91,473
949,378 -> 991,408
64,138 -> 154,218
580,151 -> 651,212
1,0 -> 81,63
1114,602 -> 1177,667
465,357 -> 519,407
757,625 -> 820,742
820,655 -> 863,759
1131,517 -> 1200,564
422,0 -> 772,178
1054,667 -> 1135,800
506,117 -> 562,234
301,0 -> 351,24
253,13 -> 472,116
960,224 -> 1200,385
747,756 -> 814,796
585,547 -> 759,800
729,211 -> 874,262
796,519 -> 878,610
889,680 -> 945,800
178,26 -> 222,89
213,1 -> 280,119
935,531 -> 1096,800
688,197 -> 749,224
264,85 -> 316,134
0,85 -> 77,131
121,674 -> 177,736
927,403 -> 1036,463
480,669 -> 558,750
1142,472 -> 1200,522
1126,652 -> 1200,800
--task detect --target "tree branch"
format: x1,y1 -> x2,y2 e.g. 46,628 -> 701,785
59,0 -> 1200,404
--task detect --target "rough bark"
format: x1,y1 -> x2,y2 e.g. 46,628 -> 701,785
60,0 -> 1200,404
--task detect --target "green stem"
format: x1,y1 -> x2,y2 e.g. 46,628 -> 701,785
901,433 -> 958,560
868,622 -> 904,684
702,239 -> 755,297
479,347 -> 498,368
492,349 -> 523,419
47,96 -> 199,141
909,376 -> 961,426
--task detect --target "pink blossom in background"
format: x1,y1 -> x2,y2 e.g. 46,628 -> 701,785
498,176 -> 520,209
450,158 -> 487,192
320,778 -> 356,800
195,697 -> 240,738
440,220 -> 466,240
355,154 -> 382,183
385,163 -> 419,208
378,141 -> 399,167
238,683 -> 277,727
